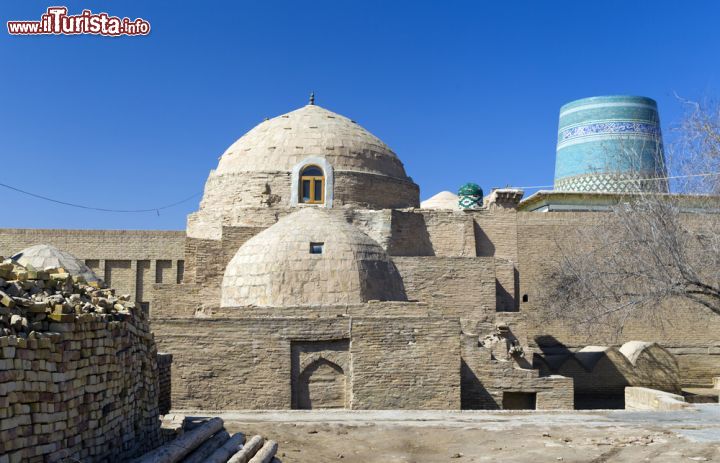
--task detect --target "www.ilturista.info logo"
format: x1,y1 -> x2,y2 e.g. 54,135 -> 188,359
7,7 -> 150,36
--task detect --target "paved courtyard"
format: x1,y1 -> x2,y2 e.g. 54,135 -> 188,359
174,405 -> 720,462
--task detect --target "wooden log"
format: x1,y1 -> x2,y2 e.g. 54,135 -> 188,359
181,430 -> 230,463
227,435 -> 264,463
248,440 -> 278,463
134,417 -> 224,463
204,432 -> 247,463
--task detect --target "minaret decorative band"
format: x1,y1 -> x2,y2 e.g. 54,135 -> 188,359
554,96 -> 668,193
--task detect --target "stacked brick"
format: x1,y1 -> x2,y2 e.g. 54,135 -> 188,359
0,259 -> 162,462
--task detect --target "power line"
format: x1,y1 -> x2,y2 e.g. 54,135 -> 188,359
0,181 -> 201,215
2,171 -> 718,213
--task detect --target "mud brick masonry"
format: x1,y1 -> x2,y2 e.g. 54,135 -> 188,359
1,97 -> 718,415
0,260 -> 162,462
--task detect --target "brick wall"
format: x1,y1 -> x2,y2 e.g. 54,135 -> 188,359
457,313 -> 573,410
460,335 -> 574,410
152,316 -> 460,410
387,210 -> 476,257
153,318 -> 350,410
516,211 -> 720,387
0,315 -> 161,462
350,317 -> 460,409
394,257 -> 496,318
0,229 -> 185,312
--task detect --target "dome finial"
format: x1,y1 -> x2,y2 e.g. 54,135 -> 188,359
309,91 -> 315,105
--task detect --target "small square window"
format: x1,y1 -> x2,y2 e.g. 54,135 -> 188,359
309,242 -> 324,254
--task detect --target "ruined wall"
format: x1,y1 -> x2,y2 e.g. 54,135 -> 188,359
460,335 -> 574,410
152,316 -> 460,410
459,314 -> 574,410
0,315 -> 161,462
516,211 -> 720,387
0,229 -> 185,311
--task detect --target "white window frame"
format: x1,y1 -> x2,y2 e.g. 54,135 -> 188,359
290,157 -> 334,207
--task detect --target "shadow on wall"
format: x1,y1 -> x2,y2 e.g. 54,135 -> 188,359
495,266 -> 520,312
533,335 -> 681,409
503,325 -> 532,369
533,335 -> 626,409
387,211 -> 435,256
460,359 -> 499,410
360,259 -> 408,302
474,221 -> 495,257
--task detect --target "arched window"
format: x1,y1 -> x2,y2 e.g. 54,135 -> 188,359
300,165 -> 324,204
290,157 -> 333,207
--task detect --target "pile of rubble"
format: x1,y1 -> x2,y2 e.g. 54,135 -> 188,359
0,258 -> 141,336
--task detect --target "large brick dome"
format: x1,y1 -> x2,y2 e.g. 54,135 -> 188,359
216,104 -> 409,178
220,207 -> 407,308
187,103 -> 419,239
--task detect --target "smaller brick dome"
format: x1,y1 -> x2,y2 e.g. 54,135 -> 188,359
421,191 -> 460,210
221,208 -> 407,307
12,244 -> 99,283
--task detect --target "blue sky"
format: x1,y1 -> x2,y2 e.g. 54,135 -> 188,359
1,1 -> 719,230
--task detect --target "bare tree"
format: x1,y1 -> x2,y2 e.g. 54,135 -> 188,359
542,99 -> 720,338
672,96 -> 720,195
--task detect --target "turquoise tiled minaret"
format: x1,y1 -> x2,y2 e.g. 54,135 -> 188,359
554,96 -> 668,193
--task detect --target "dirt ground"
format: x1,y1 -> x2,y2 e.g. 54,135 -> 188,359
177,406 -> 720,463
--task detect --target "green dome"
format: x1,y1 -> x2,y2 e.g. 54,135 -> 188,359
458,183 -> 483,197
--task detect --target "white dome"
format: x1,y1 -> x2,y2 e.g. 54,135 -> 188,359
221,208 -> 407,307
421,191 -> 460,210
12,244 -> 99,283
